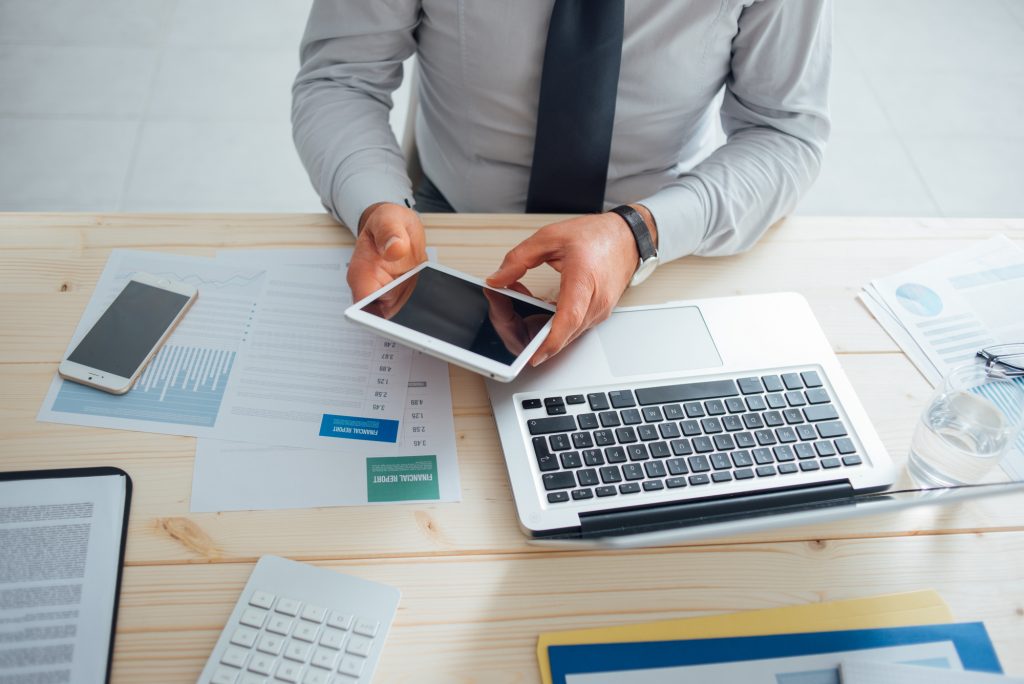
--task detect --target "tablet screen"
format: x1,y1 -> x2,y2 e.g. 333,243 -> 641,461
360,267 -> 554,365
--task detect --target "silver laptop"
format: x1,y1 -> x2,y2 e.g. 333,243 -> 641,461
487,292 -> 908,545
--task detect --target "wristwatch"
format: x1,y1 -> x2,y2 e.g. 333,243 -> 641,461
610,204 -> 659,287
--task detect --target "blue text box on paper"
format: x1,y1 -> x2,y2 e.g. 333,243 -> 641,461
319,414 -> 400,443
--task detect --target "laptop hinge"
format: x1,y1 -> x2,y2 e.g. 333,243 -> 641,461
576,480 -> 855,538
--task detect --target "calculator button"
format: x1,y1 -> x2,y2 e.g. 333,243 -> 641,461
248,653 -> 275,676
276,598 -> 302,616
294,621 -> 320,642
284,640 -> 312,662
221,646 -> 249,668
311,646 -> 340,670
211,666 -> 240,684
230,626 -> 259,648
345,635 -> 373,657
257,633 -> 283,655
320,628 -> 347,650
267,615 -> 293,636
249,590 -> 275,609
301,604 -> 327,623
275,660 -> 304,683
239,607 -> 268,629
338,655 -> 365,677
303,669 -> 332,684
326,612 -> 353,630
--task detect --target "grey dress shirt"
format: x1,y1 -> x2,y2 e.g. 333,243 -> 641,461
293,0 -> 831,265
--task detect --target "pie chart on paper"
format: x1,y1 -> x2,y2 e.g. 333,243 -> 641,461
894,282 -> 943,317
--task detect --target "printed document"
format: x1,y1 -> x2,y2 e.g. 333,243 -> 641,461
0,474 -> 126,682
859,235 -> 1024,478
841,660 -> 1024,684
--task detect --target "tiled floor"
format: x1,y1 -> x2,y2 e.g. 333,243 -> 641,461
0,0 -> 1022,218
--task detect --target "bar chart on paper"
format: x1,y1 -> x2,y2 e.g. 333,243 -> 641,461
51,345 -> 236,427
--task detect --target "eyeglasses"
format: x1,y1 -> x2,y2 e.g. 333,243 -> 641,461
976,343 -> 1024,378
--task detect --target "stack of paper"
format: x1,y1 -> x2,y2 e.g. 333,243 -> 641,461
858,235 -> 1024,478
37,248 -> 461,511
537,591 -> 1013,684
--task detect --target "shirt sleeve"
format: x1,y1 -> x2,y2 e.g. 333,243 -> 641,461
641,0 -> 832,263
292,0 -> 420,234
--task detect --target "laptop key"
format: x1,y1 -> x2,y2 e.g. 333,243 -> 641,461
815,440 -> 836,457
782,373 -> 803,390
692,436 -> 714,453
776,427 -> 797,443
804,405 -> 839,422
738,377 -> 764,394
713,434 -> 735,451
796,425 -> 817,441
783,409 -> 804,425
619,482 -> 641,494
599,411 -> 620,427
577,413 -> 599,430
795,443 -> 816,459
801,370 -> 823,388
658,422 -> 681,439
752,448 -> 773,465
627,444 -> 649,461
688,474 -> 710,485
571,488 -> 594,500
735,432 -> 756,448
821,457 -> 841,469
666,477 -> 687,488
710,453 -> 732,470
528,416 -> 577,435
746,395 -> 768,411
725,397 -> 747,413
755,430 -> 777,446
566,394 -> 586,405
571,432 -> 594,449
644,461 -> 667,478
756,465 -> 777,477
773,445 -> 795,462
604,446 -> 627,463
817,421 -> 847,438
542,472 -> 575,490
609,390 -> 636,409
536,453 -> 559,472
547,404 -> 567,416
594,430 -> 615,446
643,480 -> 665,491
835,437 -> 856,454
805,387 -> 830,404
522,399 -> 542,410
763,411 -> 784,427
785,391 -> 807,407
712,471 -> 732,483
765,393 -> 786,409
701,417 -> 723,433
615,427 -> 637,443
687,455 -> 711,472
600,466 -> 622,483
622,464 -> 645,481
587,393 -> 610,411
621,409 -> 642,425
800,461 -> 820,472
547,492 -> 569,503
779,463 -> 799,474
577,469 -> 599,486
635,379 -> 738,405
649,442 -> 671,458
734,468 -> 755,480
595,486 -> 617,497
762,375 -> 785,392
583,449 -> 604,466
549,434 -> 570,451
642,406 -> 664,422
684,402 -> 705,418
664,404 -> 685,419
680,420 -> 701,436
705,400 -> 726,416
842,454 -> 863,466
637,425 -> 659,441
743,413 -> 764,429
731,450 -> 753,467
670,439 -> 692,456
559,452 -> 581,469
723,415 -> 744,431
666,458 -> 689,476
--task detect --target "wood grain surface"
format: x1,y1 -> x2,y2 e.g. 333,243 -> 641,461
1,213 -> 1022,680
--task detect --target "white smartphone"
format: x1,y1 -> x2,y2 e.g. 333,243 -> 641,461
345,262 -> 556,382
58,273 -> 198,394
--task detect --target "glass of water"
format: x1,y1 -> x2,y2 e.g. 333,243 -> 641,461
908,364 -> 1024,487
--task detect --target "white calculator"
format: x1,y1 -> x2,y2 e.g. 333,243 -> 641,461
197,555 -> 400,684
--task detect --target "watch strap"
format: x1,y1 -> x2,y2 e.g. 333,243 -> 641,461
610,205 -> 656,261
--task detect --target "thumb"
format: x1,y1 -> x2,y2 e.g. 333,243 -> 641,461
367,221 -> 410,261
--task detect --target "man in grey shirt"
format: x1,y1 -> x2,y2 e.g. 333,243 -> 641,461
293,1 -> 831,365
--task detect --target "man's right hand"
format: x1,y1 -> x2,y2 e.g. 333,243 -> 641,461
347,202 -> 427,302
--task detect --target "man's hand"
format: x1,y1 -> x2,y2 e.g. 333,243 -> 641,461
347,202 -> 427,302
486,205 -> 657,366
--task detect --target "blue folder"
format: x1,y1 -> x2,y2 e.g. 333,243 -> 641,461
548,622 -> 1001,684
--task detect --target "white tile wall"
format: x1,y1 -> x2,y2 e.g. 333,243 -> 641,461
0,0 -> 1021,219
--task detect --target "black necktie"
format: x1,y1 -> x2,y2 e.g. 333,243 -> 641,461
526,0 -> 624,214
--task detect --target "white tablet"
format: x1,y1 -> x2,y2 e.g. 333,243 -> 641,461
345,262 -> 556,382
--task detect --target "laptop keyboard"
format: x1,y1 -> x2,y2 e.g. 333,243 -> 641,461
521,369 -> 864,505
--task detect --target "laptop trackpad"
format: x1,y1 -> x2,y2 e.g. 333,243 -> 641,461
598,306 -> 722,378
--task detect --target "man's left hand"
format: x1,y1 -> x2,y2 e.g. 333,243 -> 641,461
486,206 -> 657,366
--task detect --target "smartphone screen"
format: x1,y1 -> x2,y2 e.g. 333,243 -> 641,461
67,280 -> 191,378
360,267 -> 553,366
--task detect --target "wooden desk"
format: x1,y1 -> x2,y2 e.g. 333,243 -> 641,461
2,214 -> 1023,681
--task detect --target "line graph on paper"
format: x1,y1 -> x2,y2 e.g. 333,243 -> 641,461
51,345 -> 236,426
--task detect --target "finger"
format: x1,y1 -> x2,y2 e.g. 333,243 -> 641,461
486,232 -> 558,288
531,267 -> 594,365
367,221 -> 411,261
504,280 -> 535,298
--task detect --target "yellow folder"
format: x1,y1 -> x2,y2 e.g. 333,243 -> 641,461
538,590 -> 952,684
